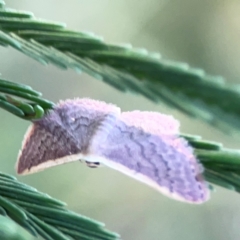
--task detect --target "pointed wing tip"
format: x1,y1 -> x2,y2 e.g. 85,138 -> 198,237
16,151 -> 54,175
16,167 -> 42,176
15,154 -> 32,176
16,168 -> 28,176
15,164 -> 28,176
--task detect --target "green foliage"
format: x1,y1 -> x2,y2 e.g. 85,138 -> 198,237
182,134 -> 240,192
0,3 -> 239,135
0,77 -> 53,119
0,1 -> 240,239
0,172 -> 120,240
0,215 -> 35,240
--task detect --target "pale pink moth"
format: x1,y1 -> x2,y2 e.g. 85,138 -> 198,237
16,98 -> 210,204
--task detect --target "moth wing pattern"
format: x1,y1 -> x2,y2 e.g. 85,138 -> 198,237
16,98 -> 120,174
16,123 -> 81,175
88,111 -> 209,203
54,98 -> 121,168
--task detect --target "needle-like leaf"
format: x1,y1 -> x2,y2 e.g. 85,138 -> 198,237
0,172 -> 120,240
0,2 -> 239,134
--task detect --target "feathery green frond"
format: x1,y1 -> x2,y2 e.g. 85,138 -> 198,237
0,215 -> 36,240
0,172 -> 120,240
183,134 -> 240,193
0,3 -> 239,135
0,77 -> 54,119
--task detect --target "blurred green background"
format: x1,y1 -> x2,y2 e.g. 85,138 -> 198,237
1,1 -> 240,239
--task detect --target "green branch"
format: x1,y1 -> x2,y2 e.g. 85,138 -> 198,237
0,3 -> 239,134
0,215 -> 36,240
0,76 -> 53,119
0,172 -> 120,240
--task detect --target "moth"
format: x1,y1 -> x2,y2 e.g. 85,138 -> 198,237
16,98 -> 210,204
